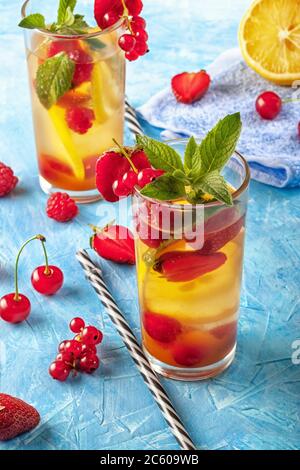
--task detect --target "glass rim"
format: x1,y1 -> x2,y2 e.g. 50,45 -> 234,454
21,0 -> 125,39
134,143 -> 250,210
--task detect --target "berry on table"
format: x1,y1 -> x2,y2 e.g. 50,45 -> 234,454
255,91 -> 282,120
58,340 -> 68,352
31,266 -> 64,296
0,162 -> 18,197
137,168 -> 165,188
81,343 -> 97,355
79,353 -> 100,374
56,351 -> 74,364
49,361 -> 71,382
81,326 -> 103,345
70,317 -> 85,334
118,34 -> 136,52
0,294 -> 31,324
64,340 -> 82,358
46,192 -> 79,222
171,70 -> 211,104
66,107 -> 95,134
0,393 -> 40,441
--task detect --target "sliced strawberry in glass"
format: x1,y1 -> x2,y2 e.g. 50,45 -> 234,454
143,312 -> 182,343
200,216 -> 245,254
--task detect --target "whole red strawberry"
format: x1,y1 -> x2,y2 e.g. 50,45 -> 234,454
0,394 -> 40,441
46,192 -> 79,222
171,70 -> 211,104
0,162 -> 18,197
90,224 -> 135,265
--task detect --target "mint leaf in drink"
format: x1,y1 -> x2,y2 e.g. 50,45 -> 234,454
140,174 -> 186,201
184,136 -> 197,170
57,0 -> 77,24
195,113 -> 242,178
36,53 -> 75,109
136,135 -> 184,173
19,14 -> 46,29
194,171 -> 233,206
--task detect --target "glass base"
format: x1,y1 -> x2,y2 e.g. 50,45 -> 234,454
39,176 -> 102,204
144,345 -> 236,381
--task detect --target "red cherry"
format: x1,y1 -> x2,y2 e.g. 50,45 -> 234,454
31,265 -> 64,296
137,168 -> 165,188
143,312 -> 182,343
49,361 -> 71,381
79,354 -> 100,374
122,171 -> 138,191
119,34 -> 136,52
64,340 -> 82,358
125,49 -> 139,61
81,326 -> 103,345
112,178 -> 131,197
0,294 -> 31,323
256,91 -> 282,120
69,317 -> 85,333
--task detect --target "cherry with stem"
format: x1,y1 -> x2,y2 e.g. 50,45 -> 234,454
31,235 -> 64,296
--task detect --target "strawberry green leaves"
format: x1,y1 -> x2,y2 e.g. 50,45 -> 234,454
19,14 -> 46,29
137,113 -> 242,205
36,53 -> 75,109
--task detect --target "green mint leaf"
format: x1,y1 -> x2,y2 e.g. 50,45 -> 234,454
57,0 -> 77,24
184,136 -> 197,170
196,113 -> 242,178
194,171 -> 233,206
36,52 -> 75,109
190,146 -> 202,178
140,174 -> 186,201
86,37 -> 106,50
172,169 -> 188,183
136,135 -> 184,173
19,14 -> 46,29
64,7 -> 75,26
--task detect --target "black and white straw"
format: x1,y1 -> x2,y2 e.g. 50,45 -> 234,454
125,99 -> 144,137
76,249 -> 196,451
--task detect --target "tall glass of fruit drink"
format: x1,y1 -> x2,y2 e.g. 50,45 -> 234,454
21,0 -> 125,203
132,141 -> 250,381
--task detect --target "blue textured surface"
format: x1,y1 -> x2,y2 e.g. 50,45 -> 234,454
0,0 -> 300,451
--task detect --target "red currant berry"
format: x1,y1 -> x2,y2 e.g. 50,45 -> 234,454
134,39 -> 148,56
119,34 -> 136,52
56,351 -> 74,364
69,317 -> 85,333
137,169 -> 165,188
74,334 -> 82,342
125,50 -> 139,61
64,340 -> 82,358
0,294 -> 31,323
112,178 -> 131,197
31,266 -> 64,296
122,171 -> 138,191
134,29 -> 148,42
49,361 -> 71,381
81,326 -> 103,345
125,0 -> 143,16
102,11 -> 120,28
58,340 -> 68,352
131,16 -> 146,30
256,91 -> 282,120
81,343 -> 97,355
79,354 -> 100,374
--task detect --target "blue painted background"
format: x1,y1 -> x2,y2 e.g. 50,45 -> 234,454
0,0 -> 300,450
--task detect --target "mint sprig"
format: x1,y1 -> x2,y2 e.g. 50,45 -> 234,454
19,13 -> 46,29
36,53 -> 75,109
57,0 -> 77,25
137,113 -> 242,205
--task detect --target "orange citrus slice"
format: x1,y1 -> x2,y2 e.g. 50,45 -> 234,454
239,0 -> 300,85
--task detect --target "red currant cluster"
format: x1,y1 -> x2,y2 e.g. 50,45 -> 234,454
113,167 -> 164,198
0,235 -> 63,324
94,0 -> 149,61
49,318 -> 103,381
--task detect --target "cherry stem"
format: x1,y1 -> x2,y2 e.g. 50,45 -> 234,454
282,98 -> 300,104
39,237 -> 50,276
14,235 -> 46,302
112,138 -> 138,174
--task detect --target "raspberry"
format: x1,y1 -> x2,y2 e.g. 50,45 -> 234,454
69,50 -> 93,86
66,107 -> 95,134
0,162 -> 18,197
46,192 -> 79,222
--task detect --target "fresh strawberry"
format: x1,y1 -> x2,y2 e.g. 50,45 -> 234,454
94,0 -> 124,29
171,70 -> 211,104
199,216 -> 244,254
90,224 -> 135,265
96,148 -> 150,202
154,251 -> 227,282
0,394 -> 40,441
143,312 -> 182,343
